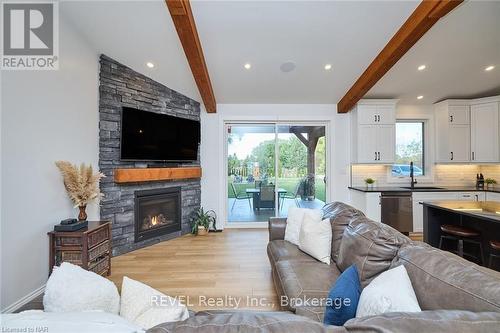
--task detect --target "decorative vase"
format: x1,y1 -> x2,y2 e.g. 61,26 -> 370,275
197,226 -> 208,236
78,205 -> 88,221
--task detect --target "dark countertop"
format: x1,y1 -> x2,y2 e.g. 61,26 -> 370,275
348,186 -> 500,193
422,201 -> 500,223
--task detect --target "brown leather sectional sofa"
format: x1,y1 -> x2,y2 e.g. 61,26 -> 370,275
151,202 -> 500,332
266,201 -> 500,330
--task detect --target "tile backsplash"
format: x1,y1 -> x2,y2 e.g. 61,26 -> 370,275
351,164 -> 500,187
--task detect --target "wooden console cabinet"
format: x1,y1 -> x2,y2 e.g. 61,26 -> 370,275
48,221 -> 111,276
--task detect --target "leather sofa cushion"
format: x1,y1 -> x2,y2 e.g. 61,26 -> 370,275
275,260 -> 341,311
322,202 -> 365,263
267,240 -> 317,264
337,216 -> 411,287
147,310 -> 340,333
344,310 -> 500,333
393,243 -> 500,313
295,306 -> 326,323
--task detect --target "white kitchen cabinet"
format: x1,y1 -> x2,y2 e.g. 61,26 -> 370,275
435,97 -> 500,163
470,102 -> 499,162
448,105 -> 470,125
486,192 -> 500,202
357,105 -> 378,125
349,190 -> 381,222
357,104 -> 396,125
435,100 -> 471,163
351,100 -> 397,164
355,125 -> 395,163
357,125 -> 379,163
448,125 -> 471,162
377,125 -> 396,163
375,105 -> 397,125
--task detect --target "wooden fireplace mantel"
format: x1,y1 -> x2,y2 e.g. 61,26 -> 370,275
114,166 -> 202,183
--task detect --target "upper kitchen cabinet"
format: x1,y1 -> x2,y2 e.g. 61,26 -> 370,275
435,97 -> 500,163
448,105 -> 470,125
435,100 -> 471,163
357,103 -> 396,125
470,101 -> 499,162
351,100 -> 397,164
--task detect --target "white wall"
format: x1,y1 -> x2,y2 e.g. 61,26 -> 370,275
1,18 -> 99,311
200,104 -> 351,229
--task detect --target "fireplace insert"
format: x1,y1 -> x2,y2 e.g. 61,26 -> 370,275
134,187 -> 181,243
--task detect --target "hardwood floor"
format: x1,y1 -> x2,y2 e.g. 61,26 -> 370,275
108,229 -> 423,312
19,228 -> 423,313
108,229 -> 279,311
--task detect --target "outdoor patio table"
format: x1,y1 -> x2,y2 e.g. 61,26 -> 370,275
246,188 -> 287,210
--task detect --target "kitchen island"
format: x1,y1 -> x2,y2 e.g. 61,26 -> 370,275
423,201 -> 500,268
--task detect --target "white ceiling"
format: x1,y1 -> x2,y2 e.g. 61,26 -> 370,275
61,0 -> 201,102
367,1 -> 500,104
62,1 -> 500,107
190,0 -> 420,104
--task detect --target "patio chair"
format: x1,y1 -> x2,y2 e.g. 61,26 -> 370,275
279,182 -> 301,209
230,183 -> 252,212
257,185 -> 275,211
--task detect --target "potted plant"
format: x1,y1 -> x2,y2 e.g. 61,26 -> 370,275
485,178 -> 497,189
191,207 -> 216,236
299,175 -> 316,201
55,161 -> 104,221
364,178 -> 376,188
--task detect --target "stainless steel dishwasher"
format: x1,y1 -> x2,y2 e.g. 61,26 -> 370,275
380,192 -> 413,234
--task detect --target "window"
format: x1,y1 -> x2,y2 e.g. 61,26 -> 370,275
392,121 -> 424,177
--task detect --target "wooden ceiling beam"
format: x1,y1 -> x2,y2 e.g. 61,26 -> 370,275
337,0 -> 463,114
166,0 -> 217,113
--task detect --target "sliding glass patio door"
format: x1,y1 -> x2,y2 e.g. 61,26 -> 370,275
276,125 -> 327,218
226,123 -> 327,224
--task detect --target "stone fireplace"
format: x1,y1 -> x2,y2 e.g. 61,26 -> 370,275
98,55 -> 201,256
135,188 -> 181,243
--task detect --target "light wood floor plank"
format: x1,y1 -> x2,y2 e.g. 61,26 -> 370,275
108,228 -> 423,312
108,229 -> 278,311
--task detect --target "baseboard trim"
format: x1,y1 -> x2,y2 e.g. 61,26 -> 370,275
2,284 -> 46,313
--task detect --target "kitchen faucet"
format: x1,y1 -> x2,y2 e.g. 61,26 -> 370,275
410,161 -> 418,188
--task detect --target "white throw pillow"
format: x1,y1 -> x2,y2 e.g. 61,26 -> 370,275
43,262 -> 120,314
298,217 -> 332,265
1,310 -> 144,333
120,276 -> 189,329
284,207 -> 322,245
356,265 -> 421,317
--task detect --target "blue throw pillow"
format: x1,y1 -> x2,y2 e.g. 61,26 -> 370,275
323,264 -> 361,326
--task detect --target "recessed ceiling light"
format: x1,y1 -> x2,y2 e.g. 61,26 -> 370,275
244,63 -> 251,70
417,65 -> 426,71
280,62 -> 296,73
146,62 -> 155,68
417,95 -> 424,100
485,65 -> 495,71
324,64 -> 332,71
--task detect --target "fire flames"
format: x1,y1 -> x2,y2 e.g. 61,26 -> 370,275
151,216 -> 158,226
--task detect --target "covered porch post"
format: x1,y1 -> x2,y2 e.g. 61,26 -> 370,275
290,126 -> 325,199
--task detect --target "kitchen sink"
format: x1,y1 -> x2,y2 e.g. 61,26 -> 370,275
401,186 -> 444,190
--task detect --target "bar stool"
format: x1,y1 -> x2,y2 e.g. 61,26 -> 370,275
489,240 -> 500,269
439,224 -> 485,265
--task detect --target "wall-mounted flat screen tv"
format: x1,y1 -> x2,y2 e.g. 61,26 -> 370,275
120,107 -> 200,162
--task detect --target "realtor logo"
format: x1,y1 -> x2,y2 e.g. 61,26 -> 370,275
1,1 -> 59,70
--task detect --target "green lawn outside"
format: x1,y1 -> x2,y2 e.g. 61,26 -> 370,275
228,177 -> 326,202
